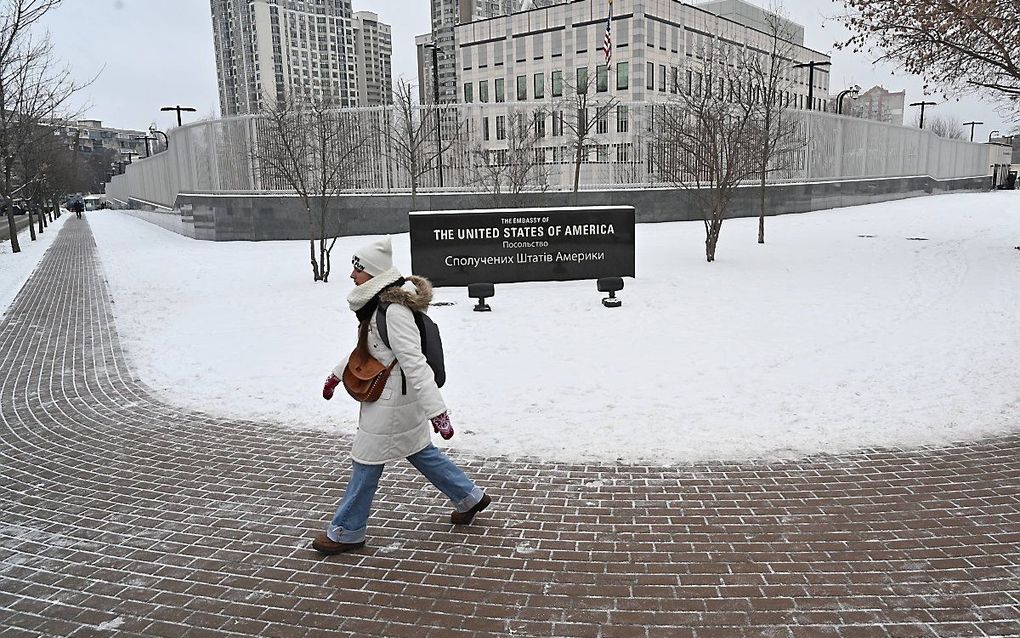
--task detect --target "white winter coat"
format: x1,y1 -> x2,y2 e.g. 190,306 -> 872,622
333,277 -> 446,465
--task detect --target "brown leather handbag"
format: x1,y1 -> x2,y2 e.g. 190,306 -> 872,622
343,320 -> 397,402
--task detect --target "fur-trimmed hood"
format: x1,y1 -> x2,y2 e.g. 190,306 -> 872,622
378,275 -> 433,312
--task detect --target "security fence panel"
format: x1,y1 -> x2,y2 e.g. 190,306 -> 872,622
107,104 -> 991,207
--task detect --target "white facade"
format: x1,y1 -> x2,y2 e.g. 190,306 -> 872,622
452,0 -> 830,187
457,0 -> 829,108
211,0 -> 359,115
354,11 -> 393,106
697,0 -> 804,45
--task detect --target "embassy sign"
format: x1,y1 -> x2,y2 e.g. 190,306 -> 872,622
409,206 -> 635,287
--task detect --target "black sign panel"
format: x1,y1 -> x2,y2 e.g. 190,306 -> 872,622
410,206 -> 635,287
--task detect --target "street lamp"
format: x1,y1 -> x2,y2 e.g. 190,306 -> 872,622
160,105 -> 197,127
962,121 -> 983,142
836,84 -> 861,115
988,130 -> 1001,143
422,41 -> 445,188
149,126 -> 170,151
909,101 -> 937,129
792,60 -> 831,111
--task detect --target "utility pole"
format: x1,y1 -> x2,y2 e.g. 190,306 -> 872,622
962,121 -> 983,142
909,101 -> 937,129
792,60 -> 831,111
160,105 -> 197,127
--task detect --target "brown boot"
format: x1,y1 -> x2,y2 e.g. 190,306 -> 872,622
311,532 -> 365,555
451,493 -> 492,525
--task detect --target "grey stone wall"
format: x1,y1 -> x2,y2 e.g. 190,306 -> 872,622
143,175 -> 989,241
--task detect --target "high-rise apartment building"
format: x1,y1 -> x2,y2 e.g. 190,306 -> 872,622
422,0 -> 518,104
353,11 -> 393,106
210,0 -> 359,115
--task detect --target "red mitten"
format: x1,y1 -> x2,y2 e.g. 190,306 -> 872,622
431,412 -> 454,440
322,374 -> 340,400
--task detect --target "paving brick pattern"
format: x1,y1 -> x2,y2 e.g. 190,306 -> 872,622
1,219 -> 1019,638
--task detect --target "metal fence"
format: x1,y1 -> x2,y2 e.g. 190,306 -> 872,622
107,103 -> 989,208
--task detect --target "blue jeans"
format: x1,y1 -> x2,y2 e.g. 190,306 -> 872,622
327,444 -> 484,543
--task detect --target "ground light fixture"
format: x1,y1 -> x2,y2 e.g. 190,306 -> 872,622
597,277 -> 624,308
468,283 -> 494,311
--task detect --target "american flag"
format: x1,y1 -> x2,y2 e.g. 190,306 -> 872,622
603,0 -> 613,65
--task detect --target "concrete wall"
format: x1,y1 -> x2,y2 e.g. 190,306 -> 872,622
126,174 -> 989,241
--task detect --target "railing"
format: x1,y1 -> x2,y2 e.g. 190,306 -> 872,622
106,103 -> 989,208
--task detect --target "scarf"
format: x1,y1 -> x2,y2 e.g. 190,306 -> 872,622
347,268 -> 404,322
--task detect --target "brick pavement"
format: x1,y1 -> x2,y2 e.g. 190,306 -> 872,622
1,219 -> 1018,638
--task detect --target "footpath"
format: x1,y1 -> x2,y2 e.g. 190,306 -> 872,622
0,218 -> 1018,637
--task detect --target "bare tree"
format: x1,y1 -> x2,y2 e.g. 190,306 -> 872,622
838,1 -> 1020,118
471,107 -> 550,208
380,78 -> 460,210
253,93 -> 369,282
747,5 -> 806,244
915,113 -> 966,139
561,67 -> 619,198
1,0 -> 85,252
651,42 -> 760,262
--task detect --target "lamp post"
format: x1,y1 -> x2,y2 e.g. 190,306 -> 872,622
149,126 -> 170,151
909,101 -> 937,129
836,84 -> 861,115
962,121 -> 983,142
792,60 -> 831,111
423,41 -> 444,188
160,105 -> 197,127
988,129 -> 1000,143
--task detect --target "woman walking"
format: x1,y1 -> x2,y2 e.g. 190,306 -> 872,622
314,236 -> 491,555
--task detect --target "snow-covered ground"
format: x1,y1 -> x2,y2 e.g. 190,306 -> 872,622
0,211 -> 70,322
74,193 -> 1020,463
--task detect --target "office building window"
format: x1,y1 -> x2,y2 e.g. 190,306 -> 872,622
496,115 -> 506,140
534,72 -> 545,99
464,82 -> 473,103
647,62 -> 654,90
617,105 -> 629,133
659,65 -> 666,92
479,80 -> 489,103
576,67 -> 588,93
495,77 -> 505,102
517,75 -> 527,100
597,65 -> 608,92
552,70 -> 563,97
616,62 -> 629,90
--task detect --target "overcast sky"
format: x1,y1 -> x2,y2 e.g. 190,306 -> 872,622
41,0 -> 1010,138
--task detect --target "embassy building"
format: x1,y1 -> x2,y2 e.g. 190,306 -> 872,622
441,0 -> 831,187
455,0 -> 826,107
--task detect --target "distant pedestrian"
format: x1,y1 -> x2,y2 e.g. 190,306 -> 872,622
72,200 -> 83,219
314,236 -> 491,555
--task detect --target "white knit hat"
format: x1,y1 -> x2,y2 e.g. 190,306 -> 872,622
351,236 -> 394,277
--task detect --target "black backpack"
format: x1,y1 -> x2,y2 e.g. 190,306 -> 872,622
375,304 -> 446,389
